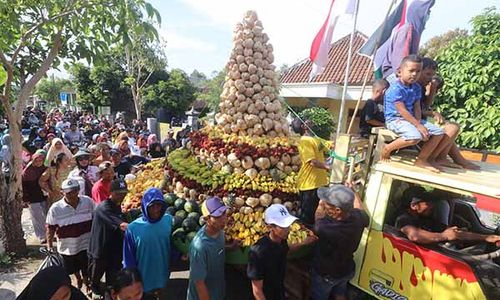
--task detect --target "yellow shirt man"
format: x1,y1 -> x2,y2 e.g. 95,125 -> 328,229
297,136 -> 331,191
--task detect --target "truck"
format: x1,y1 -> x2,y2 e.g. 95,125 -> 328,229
330,130 -> 500,300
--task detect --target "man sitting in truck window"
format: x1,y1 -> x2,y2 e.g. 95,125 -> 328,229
395,192 -> 500,245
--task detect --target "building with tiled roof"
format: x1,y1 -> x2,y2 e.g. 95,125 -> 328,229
280,31 -> 374,135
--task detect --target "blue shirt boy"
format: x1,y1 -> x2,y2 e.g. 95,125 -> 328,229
384,79 -> 422,122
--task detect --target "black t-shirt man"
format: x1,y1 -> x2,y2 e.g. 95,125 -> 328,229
359,99 -> 385,138
395,212 -> 447,233
247,235 -> 289,300
313,209 -> 369,278
114,159 -> 133,178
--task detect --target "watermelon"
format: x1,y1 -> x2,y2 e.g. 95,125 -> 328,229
164,193 -> 177,206
172,215 -> 184,229
172,227 -> 186,241
174,198 -> 186,210
166,207 -> 177,216
188,212 -> 200,220
175,210 -> 187,220
184,200 -> 199,213
186,231 -> 197,242
182,218 -> 199,232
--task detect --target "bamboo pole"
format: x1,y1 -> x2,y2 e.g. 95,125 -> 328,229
336,0 -> 360,136
346,0 -> 397,135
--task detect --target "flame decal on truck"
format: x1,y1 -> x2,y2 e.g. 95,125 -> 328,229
359,231 -> 486,300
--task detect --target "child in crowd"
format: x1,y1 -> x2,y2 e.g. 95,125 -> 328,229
383,55 -> 446,172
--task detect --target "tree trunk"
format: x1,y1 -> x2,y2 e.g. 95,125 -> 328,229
0,120 -> 26,254
131,86 -> 142,120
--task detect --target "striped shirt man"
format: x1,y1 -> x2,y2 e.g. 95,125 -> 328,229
46,195 -> 94,255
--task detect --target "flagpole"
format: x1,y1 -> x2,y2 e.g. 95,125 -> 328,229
347,0 -> 397,134
336,0 -> 360,137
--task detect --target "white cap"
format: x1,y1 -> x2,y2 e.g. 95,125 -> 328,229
264,204 -> 298,228
61,178 -> 80,192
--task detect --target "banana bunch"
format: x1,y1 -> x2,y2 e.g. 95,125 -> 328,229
287,222 -> 311,245
225,211 -> 267,247
168,149 -> 215,186
123,159 -> 166,211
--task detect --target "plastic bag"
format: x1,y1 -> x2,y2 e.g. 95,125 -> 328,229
37,247 -> 64,273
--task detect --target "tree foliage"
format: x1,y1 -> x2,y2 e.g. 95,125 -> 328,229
419,28 -> 468,59
195,70 -> 226,111
434,7 -> 500,151
299,107 -> 336,140
34,76 -> 74,105
0,0 -> 161,253
143,69 -> 196,117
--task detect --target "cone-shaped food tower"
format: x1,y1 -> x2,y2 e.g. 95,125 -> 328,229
123,11 -> 313,250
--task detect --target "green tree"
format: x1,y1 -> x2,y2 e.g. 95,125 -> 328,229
419,28 -> 469,59
195,70 -> 225,111
34,76 -> 73,105
188,69 -> 208,89
434,7 -> 500,151
299,107 -> 336,140
143,69 -> 196,117
0,0 -> 160,253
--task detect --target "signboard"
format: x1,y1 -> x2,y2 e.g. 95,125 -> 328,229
60,92 -> 68,106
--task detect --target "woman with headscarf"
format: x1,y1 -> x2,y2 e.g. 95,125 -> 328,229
45,138 -> 73,167
136,134 -> 148,151
16,266 -> 87,300
39,152 -> 72,207
22,149 -> 49,243
146,134 -> 158,148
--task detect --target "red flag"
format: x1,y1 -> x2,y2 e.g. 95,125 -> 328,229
309,0 -> 356,81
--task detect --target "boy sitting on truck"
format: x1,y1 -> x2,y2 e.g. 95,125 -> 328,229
382,54 -> 445,173
417,58 -> 479,170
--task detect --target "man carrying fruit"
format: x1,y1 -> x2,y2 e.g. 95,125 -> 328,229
312,184 -> 368,300
247,204 -> 317,300
292,118 -> 332,227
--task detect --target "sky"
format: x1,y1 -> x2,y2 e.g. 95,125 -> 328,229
49,0 -> 498,79
152,0 -> 498,78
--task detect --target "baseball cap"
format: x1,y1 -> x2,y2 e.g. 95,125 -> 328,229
110,148 -> 121,156
317,185 -> 355,212
98,161 -> 113,172
264,204 -> 298,228
110,179 -> 128,193
201,197 -> 227,217
61,178 -> 80,192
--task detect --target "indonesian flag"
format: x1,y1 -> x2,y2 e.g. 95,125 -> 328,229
309,0 -> 357,81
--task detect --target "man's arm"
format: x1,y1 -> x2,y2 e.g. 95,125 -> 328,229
46,225 -> 56,249
194,280 -> 211,300
456,231 -> 500,244
309,159 -> 330,170
122,230 -> 137,268
251,280 -> 266,300
401,225 -> 458,244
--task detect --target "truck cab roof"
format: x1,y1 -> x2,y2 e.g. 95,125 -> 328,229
373,159 -> 500,199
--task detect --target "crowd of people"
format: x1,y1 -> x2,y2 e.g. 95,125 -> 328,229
0,54 -> 494,300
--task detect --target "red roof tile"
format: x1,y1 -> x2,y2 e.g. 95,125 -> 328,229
280,31 -> 374,85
